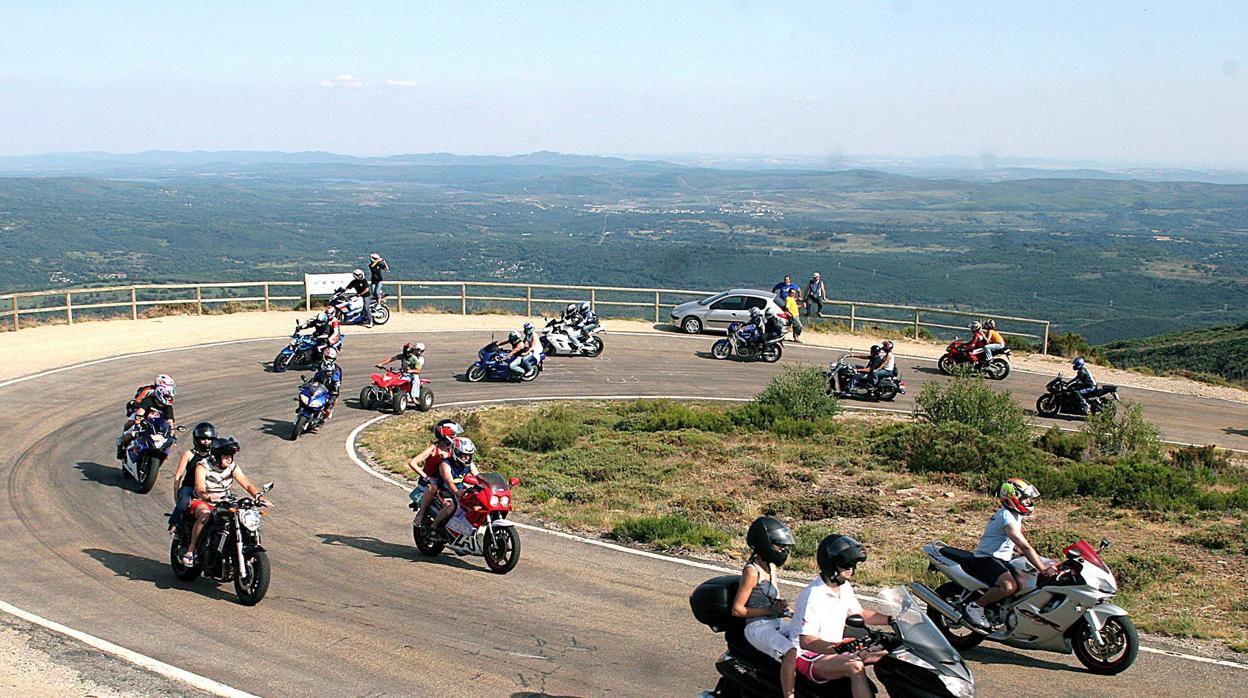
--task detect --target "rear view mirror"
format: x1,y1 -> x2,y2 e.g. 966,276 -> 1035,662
845,614 -> 866,629
1099,537 -> 1111,551
509,477 -> 521,487
462,474 -> 480,487
262,482 -> 275,493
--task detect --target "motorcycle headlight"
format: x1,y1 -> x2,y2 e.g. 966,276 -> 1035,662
501,495 -> 510,507
299,393 -> 310,405
240,509 -> 262,532
940,676 -> 975,698
1098,577 -> 1118,594
490,495 -> 499,507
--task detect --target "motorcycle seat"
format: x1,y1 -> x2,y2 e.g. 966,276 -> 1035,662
939,546 -> 976,564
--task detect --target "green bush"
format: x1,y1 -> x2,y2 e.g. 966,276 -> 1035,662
1035,426 -> 1086,461
610,515 -> 729,549
1170,445 -> 1233,473
503,407 -> 581,452
731,402 -> 837,436
913,374 -> 1029,441
1109,552 -> 1184,593
754,366 -> 840,420
770,494 -> 881,520
1178,523 -> 1248,555
1047,331 -> 1110,365
871,422 -> 1052,477
1082,401 -> 1162,460
614,400 -> 733,433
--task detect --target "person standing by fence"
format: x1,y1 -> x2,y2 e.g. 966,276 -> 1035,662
368,252 -> 389,306
785,289 -> 803,342
805,272 -> 828,320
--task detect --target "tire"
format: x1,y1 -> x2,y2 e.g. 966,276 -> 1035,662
1036,394 -> 1059,417
466,364 -> 485,383
1072,616 -> 1138,675
233,550 -> 271,606
392,391 -> 408,415
136,454 -> 160,494
371,304 -> 390,325
988,358 -> 1011,380
761,343 -> 783,363
937,353 -> 956,376
290,414 -> 308,441
521,363 -> 541,382
169,539 -> 202,581
417,387 -> 434,412
359,386 -> 375,411
876,383 -> 898,402
412,519 -> 445,556
681,316 -> 703,334
582,336 -> 604,358
483,525 -> 522,574
711,339 -> 732,359
928,582 -> 985,651
273,351 -> 293,373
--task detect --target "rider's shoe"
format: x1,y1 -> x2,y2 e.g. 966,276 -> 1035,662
179,551 -> 195,567
963,602 -> 992,632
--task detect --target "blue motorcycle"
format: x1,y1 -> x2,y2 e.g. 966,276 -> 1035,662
121,415 -> 182,493
465,342 -> 544,382
273,321 -> 342,372
326,289 -> 390,326
290,379 -> 332,440
711,322 -> 783,362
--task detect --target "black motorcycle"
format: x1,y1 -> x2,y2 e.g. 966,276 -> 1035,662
825,355 -> 905,402
1035,373 -> 1119,418
691,576 -> 974,698
170,483 -> 274,605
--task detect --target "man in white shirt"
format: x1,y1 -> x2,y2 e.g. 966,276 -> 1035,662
789,534 -> 893,698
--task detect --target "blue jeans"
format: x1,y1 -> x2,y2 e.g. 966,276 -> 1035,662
864,368 -> 896,387
983,342 -> 1004,360
169,485 -> 194,528
370,281 -> 383,305
509,355 -> 535,374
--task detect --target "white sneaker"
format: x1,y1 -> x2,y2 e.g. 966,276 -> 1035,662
963,602 -> 991,631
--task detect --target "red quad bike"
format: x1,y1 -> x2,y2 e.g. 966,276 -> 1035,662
360,369 -> 433,415
410,473 -> 522,574
938,338 -> 1012,380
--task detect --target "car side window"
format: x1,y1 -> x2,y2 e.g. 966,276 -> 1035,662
743,297 -> 767,310
710,296 -> 745,310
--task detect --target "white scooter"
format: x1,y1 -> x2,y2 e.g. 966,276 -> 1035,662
540,318 -> 604,357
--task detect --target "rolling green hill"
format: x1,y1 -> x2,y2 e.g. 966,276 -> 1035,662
1101,323 -> 1248,386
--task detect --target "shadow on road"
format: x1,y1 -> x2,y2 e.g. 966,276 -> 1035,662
257,417 -> 294,438
82,548 -> 233,601
513,693 -> 586,698
75,461 -> 124,489
315,533 -> 478,572
964,645 -> 1083,673
1224,427 -> 1248,438
910,365 -> 945,376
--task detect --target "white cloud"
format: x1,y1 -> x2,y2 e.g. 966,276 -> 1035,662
385,79 -> 420,88
319,74 -> 364,88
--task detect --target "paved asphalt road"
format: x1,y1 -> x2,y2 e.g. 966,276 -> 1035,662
0,331 -> 1244,697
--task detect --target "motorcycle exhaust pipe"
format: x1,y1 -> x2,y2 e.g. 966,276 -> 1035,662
909,582 -> 964,625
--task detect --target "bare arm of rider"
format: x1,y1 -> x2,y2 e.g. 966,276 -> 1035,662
439,461 -> 458,497
407,444 -> 436,475
172,450 -> 193,498
1006,522 -> 1052,571
376,354 -> 399,368
232,465 -> 268,504
730,565 -> 775,620
193,461 -> 212,501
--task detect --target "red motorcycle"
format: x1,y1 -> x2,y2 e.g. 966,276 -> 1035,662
359,369 -> 433,414
410,473 -> 522,574
938,338 -> 1012,380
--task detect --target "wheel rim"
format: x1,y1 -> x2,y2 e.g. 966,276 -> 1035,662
684,318 -> 701,333
1083,618 -> 1129,665
488,529 -> 514,565
712,342 -> 729,359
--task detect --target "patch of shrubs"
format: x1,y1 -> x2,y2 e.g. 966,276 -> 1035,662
614,400 -> 733,433
610,515 -> 729,550
1108,552 -> 1185,593
1178,523 -> 1248,555
914,374 -> 1029,441
1035,427 -> 1085,461
754,366 -> 840,420
504,407 -> 581,452
1082,401 -> 1162,460
770,494 -> 881,520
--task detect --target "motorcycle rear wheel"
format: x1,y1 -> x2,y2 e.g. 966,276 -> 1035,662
521,364 -> 541,382
761,344 -> 782,363
928,582 -> 985,651
483,525 -> 522,574
1072,616 -> 1138,675
371,304 -> 391,325
1036,394 -> 1060,417
987,358 -> 1011,380
875,383 -> 898,402
417,387 -> 434,412
711,340 -> 732,360
412,520 -> 445,556
290,414 -> 308,441
582,336 -> 604,357
169,539 -> 202,581
136,454 -> 160,494
465,364 -> 485,383
234,550 -> 271,606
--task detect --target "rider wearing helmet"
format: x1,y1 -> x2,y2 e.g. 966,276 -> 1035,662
732,516 -> 798,698
559,300 -> 598,352
505,322 -> 539,377
168,421 -> 216,533
367,253 -> 389,306
980,319 -> 1006,362
298,311 -> 341,352
433,436 -> 481,534
118,374 -> 177,458
1066,357 -> 1098,415
763,306 -> 786,344
311,347 -> 343,418
967,321 -> 988,365
790,534 -> 893,693
180,436 -> 269,568
377,341 -> 425,387
345,269 -> 374,327
961,477 -> 1054,631
408,420 -> 464,524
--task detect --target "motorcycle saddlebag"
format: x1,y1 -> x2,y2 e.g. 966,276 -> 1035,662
690,575 -> 741,631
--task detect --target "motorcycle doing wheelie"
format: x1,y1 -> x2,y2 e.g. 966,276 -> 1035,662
119,415 -> 182,494
691,580 -> 974,697
937,339 -> 1011,380
327,289 -> 390,326
360,369 -> 434,414
1035,373 -> 1119,418
465,341 -> 543,382
911,536 -> 1138,675
540,317 -> 605,357
289,378 -> 331,440
825,354 -> 906,402
170,483 -> 274,606
711,322 -> 783,363
273,320 -> 343,372
410,473 -> 522,574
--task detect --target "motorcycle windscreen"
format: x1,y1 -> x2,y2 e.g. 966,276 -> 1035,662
880,587 -> 973,686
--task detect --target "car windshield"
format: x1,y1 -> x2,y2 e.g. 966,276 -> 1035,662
879,587 -> 972,682
697,293 -> 727,306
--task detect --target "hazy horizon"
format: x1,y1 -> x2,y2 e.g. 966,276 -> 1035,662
2,2 -> 1245,168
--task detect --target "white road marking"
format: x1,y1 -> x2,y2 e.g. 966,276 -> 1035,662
0,599 -> 259,697
345,396 -> 1248,671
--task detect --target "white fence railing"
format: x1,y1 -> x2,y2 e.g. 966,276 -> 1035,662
0,279 -> 1051,353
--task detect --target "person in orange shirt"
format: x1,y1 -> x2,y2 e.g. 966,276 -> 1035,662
982,319 -> 1006,362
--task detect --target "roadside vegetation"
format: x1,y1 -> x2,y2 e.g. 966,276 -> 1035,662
359,371 -> 1248,651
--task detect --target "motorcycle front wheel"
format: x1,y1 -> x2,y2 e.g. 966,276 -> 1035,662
1073,616 -> 1138,675
465,364 -> 485,383
290,414 -> 308,441
483,525 -> 522,574
710,340 -> 732,360
937,353 -> 956,375
1036,394 -> 1060,417
273,351 -> 292,373
234,550 -> 271,606
136,454 -> 160,494
169,539 -> 202,581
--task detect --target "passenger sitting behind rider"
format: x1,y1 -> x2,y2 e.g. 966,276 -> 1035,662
408,420 -> 463,525
168,421 -> 215,535
732,516 -> 798,698
790,535 -> 892,698
763,307 -> 786,344
377,342 -> 425,384
180,436 -> 269,568
311,347 -> 342,419
844,343 -> 894,389
961,478 -> 1055,631
503,323 -> 539,378
433,437 -> 480,535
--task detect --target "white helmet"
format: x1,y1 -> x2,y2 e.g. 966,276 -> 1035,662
322,347 -> 338,363
369,252 -> 381,261
413,342 -> 425,355
353,268 -> 365,280
969,321 -> 982,332
451,436 -> 476,466
764,306 -> 778,318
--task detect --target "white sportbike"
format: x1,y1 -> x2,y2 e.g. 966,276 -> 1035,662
540,318 -> 604,357
911,536 -> 1139,675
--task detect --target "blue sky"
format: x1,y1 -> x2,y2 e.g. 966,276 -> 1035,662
1,1 -> 1244,166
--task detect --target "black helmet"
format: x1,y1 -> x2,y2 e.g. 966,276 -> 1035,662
191,422 -> 217,448
747,516 -> 796,567
816,534 -> 867,586
209,436 -> 241,460
870,345 -> 881,355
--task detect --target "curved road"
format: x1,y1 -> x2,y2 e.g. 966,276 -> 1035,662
0,331 -> 1244,697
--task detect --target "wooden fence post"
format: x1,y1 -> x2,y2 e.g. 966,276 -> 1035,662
1042,322 -> 1050,356
10,296 -> 17,330
396,283 -> 403,313
913,308 -> 920,339
460,284 -> 467,314
526,286 -> 532,316
849,304 -> 856,333
654,291 -> 660,323
263,283 -> 270,311
130,288 -> 138,320
195,286 -> 203,315
590,288 -> 596,312
66,292 -> 73,325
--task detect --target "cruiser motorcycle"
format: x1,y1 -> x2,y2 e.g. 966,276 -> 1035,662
825,354 -> 905,402
170,483 -> 274,606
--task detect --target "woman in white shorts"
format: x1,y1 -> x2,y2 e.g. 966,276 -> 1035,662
732,516 -> 798,698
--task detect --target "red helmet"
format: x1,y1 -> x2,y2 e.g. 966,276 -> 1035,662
999,478 -> 1040,515
434,419 -> 463,445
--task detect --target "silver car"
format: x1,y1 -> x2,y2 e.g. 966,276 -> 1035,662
670,288 -> 787,334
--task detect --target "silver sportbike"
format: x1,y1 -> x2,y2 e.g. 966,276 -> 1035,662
911,536 -> 1138,674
